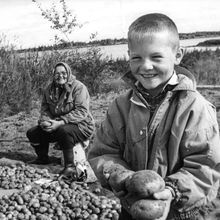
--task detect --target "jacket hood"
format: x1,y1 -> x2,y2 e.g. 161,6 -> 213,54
174,65 -> 197,91
122,65 -> 197,92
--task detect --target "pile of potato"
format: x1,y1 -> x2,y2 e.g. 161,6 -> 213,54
0,164 -> 121,220
0,164 -> 51,190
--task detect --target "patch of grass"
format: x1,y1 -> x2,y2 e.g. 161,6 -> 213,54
1,45 -> 220,117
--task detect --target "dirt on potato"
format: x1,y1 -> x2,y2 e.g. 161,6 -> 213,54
130,199 -> 166,220
125,170 -> 165,199
0,161 -> 121,219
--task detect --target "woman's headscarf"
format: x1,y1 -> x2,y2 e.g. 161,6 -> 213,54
49,62 -> 76,102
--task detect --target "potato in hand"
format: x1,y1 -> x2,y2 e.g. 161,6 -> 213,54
109,169 -> 135,192
40,120 -> 52,128
125,170 -> 165,199
130,199 -> 166,220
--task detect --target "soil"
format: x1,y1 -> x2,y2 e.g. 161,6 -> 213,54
0,89 -> 220,219
0,92 -> 117,200
0,92 -> 116,165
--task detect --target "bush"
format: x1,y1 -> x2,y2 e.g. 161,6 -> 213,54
0,46 -> 111,116
68,47 -> 109,95
181,48 -> 220,84
1,42 -> 220,117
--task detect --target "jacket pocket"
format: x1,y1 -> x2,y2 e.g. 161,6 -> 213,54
130,127 -> 147,144
123,128 -> 147,170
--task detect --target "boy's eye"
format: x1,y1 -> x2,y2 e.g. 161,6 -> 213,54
152,55 -> 162,59
152,55 -> 163,60
131,56 -> 141,60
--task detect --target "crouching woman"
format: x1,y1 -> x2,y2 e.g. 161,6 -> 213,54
26,62 -> 95,179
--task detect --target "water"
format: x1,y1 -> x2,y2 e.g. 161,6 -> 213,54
18,36 -> 220,60
97,36 -> 220,60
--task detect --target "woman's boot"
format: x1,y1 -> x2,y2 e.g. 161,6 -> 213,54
28,144 -> 50,165
59,148 -> 77,181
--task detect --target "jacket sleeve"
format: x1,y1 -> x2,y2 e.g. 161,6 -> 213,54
88,99 -> 131,188
60,84 -> 90,124
166,99 -> 220,218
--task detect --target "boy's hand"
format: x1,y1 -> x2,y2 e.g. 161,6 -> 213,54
153,188 -> 173,220
112,189 -> 128,198
104,169 -> 134,196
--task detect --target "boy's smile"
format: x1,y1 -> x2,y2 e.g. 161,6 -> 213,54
128,31 -> 183,96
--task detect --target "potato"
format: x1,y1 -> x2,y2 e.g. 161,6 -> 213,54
130,199 -> 166,220
0,178 -> 122,219
40,121 -> 52,128
125,170 -> 165,198
109,169 -> 135,192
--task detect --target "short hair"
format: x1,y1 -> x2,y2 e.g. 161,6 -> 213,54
128,13 -> 179,50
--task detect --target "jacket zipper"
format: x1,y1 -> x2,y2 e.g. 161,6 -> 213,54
144,91 -> 173,169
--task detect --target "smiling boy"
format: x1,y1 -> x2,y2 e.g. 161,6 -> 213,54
88,13 -> 220,219
128,29 -> 181,96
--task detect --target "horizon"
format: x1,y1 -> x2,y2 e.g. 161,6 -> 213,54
17,31 -> 220,51
1,0 -> 220,49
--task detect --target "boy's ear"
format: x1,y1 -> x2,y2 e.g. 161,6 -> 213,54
174,47 -> 184,65
127,50 -> 130,57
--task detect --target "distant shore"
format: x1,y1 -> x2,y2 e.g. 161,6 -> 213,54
196,39 -> 220,46
17,31 -> 220,52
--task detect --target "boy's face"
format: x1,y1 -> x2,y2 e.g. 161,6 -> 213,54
128,31 -> 183,96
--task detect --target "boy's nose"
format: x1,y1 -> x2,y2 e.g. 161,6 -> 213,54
142,59 -> 153,70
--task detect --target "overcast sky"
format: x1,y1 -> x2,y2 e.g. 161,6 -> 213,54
0,0 -> 220,49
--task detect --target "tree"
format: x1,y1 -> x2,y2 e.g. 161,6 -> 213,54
32,0 -> 111,96
32,0 -> 82,45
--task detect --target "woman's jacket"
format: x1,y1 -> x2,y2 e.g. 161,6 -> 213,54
39,62 -> 94,138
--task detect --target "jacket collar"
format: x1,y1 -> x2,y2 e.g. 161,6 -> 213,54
173,65 -> 197,91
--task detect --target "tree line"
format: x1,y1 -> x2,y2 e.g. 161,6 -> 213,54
17,31 -> 220,53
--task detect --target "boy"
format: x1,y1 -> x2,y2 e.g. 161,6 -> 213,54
88,13 -> 220,219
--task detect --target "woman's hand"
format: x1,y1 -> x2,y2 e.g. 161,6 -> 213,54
41,120 -> 65,132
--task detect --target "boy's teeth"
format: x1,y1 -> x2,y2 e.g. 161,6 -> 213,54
142,74 -> 155,78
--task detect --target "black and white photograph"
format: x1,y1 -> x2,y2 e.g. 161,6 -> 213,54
0,0 -> 220,219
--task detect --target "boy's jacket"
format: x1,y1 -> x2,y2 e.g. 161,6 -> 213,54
88,66 -> 220,217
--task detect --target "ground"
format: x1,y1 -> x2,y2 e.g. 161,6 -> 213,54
0,89 -> 220,219
0,92 -> 117,200
0,92 -> 115,165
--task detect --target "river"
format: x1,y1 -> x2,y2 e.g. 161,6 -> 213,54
19,36 -> 220,60
95,36 -> 220,60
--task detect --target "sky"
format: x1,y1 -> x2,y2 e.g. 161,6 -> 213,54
0,0 -> 220,49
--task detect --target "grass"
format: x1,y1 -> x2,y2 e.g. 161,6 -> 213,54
0,46 -> 220,117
